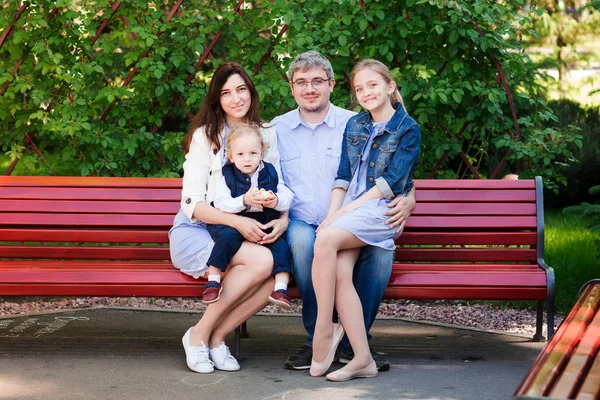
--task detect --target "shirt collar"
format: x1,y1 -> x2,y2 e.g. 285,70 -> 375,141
292,102 -> 336,129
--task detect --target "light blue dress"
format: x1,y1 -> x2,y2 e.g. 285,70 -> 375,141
329,121 -> 402,251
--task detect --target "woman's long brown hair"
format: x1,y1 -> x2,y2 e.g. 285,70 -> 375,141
182,62 -> 262,154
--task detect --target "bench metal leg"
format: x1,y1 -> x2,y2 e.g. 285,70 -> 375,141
240,321 -> 249,338
546,296 -> 555,340
533,301 -> 544,342
234,325 -> 241,360
233,321 -> 250,361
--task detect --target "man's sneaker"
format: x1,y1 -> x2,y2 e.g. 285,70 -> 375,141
284,344 -> 313,370
209,342 -> 240,371
203,281 -> 222,304
182,328 -> 214,373
268,289 -> 292,310
338,347 -> 391,372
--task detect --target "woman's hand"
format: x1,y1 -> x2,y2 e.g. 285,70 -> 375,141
234,216 -> 267,243
384,189 -> 416,233
258,214 -> 289,245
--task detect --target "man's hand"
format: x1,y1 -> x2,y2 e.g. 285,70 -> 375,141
259,214 -> 289,244
234,216 -> 267,243
384,188 -> 416,233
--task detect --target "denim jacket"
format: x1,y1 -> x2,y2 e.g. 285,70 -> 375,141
333,102 -> 420,199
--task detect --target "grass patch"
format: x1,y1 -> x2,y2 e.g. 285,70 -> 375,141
545,210 -> 600,315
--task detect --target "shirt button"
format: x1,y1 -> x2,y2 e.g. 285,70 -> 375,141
368,177 -> 374,183
385,145 -> 390,150
185,197 -> 191,204
369,162 -> 375,167
373,143 -> 379,150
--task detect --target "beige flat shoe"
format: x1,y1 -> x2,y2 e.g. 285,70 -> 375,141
309,323 -> 344,377
326,361 -> 378,382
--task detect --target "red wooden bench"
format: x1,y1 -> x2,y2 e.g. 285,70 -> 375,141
514,279 -> 600,400
0,176 -> 555,356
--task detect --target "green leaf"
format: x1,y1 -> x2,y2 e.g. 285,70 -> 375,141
118,117 -> 126,127
449,30 -> 458,44
435,25 -> 443,35
452,92 -> 462,103
155,86 -> 164,96
338,35 -> 347,47
359,19 -> 368,31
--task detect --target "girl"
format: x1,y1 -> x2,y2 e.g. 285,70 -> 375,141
169,63 -> 288,374
310,59 -> 420,381
205,124 -> 294,310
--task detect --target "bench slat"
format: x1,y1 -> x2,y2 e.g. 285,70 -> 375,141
383,286 -> 548,300
550,310 -> 600,398
387,271 -> 547,287
0,270 -> 197,284
576,353 -> 600,400
1,213 -> 175,227
415,190 -> 535,202
0,187 -> 181,201
414,180 -> 535,189
413,203 -> 536,215
405,216 -> 536,229
0,200 -> 536,216
0,284 -> 202,297
0,176 -> 182,188
0,229 -> 169,243
0,176 -> 534,189
0,246 -> 170,260
0,260 -> 173,269
1,213 -> 537,230
398,232 -> 537,245
394,248 -> 536,262
0,199 -> 179,214
518,283 -> 600,397
392,263 -> 541,271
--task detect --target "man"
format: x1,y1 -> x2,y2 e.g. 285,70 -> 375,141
270,51 -> 416,371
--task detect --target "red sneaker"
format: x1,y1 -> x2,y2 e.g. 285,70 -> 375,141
203,282 -> 222,304
268,289 -> 291,310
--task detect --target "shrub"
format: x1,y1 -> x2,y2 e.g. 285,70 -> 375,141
0,1 -> 581,188
543,99 -> 600,207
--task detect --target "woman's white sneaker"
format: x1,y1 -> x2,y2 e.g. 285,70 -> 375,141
209,342 -> 240,371
182,328 -> 214,373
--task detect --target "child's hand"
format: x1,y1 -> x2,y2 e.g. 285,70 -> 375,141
243,187 -> 264,209
262,191 -> 278,209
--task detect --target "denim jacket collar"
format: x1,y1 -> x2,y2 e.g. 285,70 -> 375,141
353,102 -> 407,136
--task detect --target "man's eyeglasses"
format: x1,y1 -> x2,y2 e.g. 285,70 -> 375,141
292,78 -> 331,89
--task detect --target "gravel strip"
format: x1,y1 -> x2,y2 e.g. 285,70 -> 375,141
0,297 -> 561,338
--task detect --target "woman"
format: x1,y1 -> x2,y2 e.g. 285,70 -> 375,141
169,62 -> 288,374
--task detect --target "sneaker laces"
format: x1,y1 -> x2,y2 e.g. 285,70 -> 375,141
191,343 -> 214,367
213,342 -> 235,363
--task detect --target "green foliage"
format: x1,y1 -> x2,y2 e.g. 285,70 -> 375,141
0,1 -> 580,186
563,185 -> 600,231
543,99 -> 600,208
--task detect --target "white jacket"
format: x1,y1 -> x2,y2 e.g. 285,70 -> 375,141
180,124 -> 282,221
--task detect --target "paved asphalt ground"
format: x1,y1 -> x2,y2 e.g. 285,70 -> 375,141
0,308 -> 545,400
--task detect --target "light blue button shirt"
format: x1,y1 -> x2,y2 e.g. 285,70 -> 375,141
271,103 -> 356,225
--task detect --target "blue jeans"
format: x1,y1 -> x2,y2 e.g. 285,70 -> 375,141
287,219 -> 394,350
